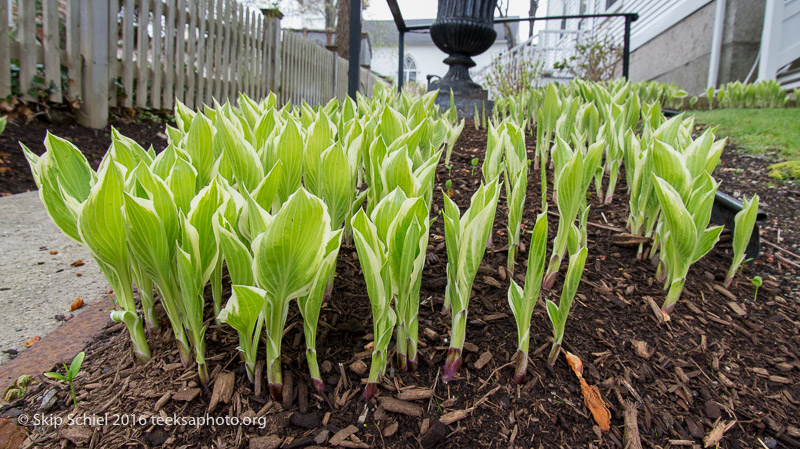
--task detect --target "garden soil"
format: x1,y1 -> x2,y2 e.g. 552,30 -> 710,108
1,122 -> 799,448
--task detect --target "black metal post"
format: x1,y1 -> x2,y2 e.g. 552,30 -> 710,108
622,14 -> 633,80
347,0 -> 362,99
398,31 -> 405,92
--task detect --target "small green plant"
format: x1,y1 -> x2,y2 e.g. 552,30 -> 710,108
445,179 -> 453,193
471,157 -> 479,176
553,33 -> 621,82
44,352 -> 85,407
751,276 -> 762,302
724,194 -> 759,287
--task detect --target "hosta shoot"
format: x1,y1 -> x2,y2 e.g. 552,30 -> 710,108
724,194 -> 759,287
350,188 -> 429,398
81,162 -> 151,364
502,121 -> 529,274
253,189 -> 341,402
543,137 -> 602,289
218,285 -> 265,383
442,179 -> 501,382
121,163 -> 192,366
297,231 -> 342,392
652,174 -> 723,320
545,244 -> 588,366
507,210 -> 548,383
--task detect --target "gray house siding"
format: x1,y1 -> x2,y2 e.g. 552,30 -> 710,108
547,0 -> 765,94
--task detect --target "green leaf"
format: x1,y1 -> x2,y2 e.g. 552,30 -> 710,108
185,113 -> 215,187
218,285 -> 265,344
68,352 -> 85,379
253,188 -> 329,301
43,372 -> 68,382
78,162 -> 128,270
216,114 -> 264,192
44,132 -> 95,202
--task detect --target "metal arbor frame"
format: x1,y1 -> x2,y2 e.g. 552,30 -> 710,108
379,0 -> 639,92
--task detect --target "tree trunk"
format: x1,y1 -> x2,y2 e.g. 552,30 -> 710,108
528,0 -> 538,38
503,23 -> 516,50
334,0 -> 350,58
325,0 -> 336,30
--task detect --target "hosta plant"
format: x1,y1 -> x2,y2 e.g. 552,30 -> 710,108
442,179 -> 501,382
545,244 -> 588,366
24,135 -> 153,364
253,188 -> 342,401
507,210 -> 548,383
350,188 -> 430,399
724,194 -> 760,287
502,120 -> 529,274
652,174 -> 723,321
543,137 -> 603,289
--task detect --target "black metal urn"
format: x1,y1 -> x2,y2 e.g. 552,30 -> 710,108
428,0 -> 498,116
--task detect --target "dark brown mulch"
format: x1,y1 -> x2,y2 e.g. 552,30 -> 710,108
0,117 -> 171,195
2,125 -> 799,449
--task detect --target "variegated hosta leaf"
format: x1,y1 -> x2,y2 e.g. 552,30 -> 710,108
652,140 -> 691,199
253,188 -> 330,302
304,114 -> 335,196
321,143 -> 354,230
185,113 -> 215,188
219,285 -> 266,343
653,176 -> 697,264
545,246 -> 588,342
167,156 -> 198,214
216,114 -> 264,192
275,118 -> 305,203
21,145 -> 82,242
214,213 -> 254,286
78,162 -> 128,270
351,208 -> 391,319
187,178 -> 226,284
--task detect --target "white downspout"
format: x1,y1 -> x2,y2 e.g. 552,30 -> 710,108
707,0 -> 726,88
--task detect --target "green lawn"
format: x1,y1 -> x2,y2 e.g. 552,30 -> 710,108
688,108 -> 800,158
687,108 -> 800,179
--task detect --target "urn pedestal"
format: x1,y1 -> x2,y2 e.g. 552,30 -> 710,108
428,0 -> 498,118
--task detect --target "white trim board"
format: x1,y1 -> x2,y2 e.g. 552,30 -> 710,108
630,0 -> 714,51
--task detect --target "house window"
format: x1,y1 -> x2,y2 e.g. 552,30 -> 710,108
605,0 -> 621,11
404,54 -> 417,84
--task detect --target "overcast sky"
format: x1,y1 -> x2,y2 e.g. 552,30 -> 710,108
277,0 -> 550,43
366,0 -> 550,41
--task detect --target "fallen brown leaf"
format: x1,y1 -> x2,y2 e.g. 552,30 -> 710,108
24,336 -> 41,347
704,419 -> 736,448
566,351 -> 611,431
49,250 -> 59,255
70,297 -> 84,311
632,340 -> 654,359
70,259 -> 84,267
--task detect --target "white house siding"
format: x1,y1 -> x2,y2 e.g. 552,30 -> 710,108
591,0 -> 712,51
546,0 -> 713,52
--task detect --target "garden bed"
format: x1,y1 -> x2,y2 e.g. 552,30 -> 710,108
3,125 -> 799,448
0,118 -> 170,195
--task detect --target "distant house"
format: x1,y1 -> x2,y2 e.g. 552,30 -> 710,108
285,28 -> 373,68
363,19 -> 519,87
543,0 -> 800,93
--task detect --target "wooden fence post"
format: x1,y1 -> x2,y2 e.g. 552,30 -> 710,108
78,0 -> 110,128
0,0 -> 8,99
260,9 -> 282,98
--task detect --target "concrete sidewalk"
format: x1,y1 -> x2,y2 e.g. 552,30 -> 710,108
0,192 -> 109,367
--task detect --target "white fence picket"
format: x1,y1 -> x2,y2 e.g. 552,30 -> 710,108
0,0 -> 384,128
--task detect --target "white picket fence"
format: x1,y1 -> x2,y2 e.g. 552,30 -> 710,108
0,0 -> 384,128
